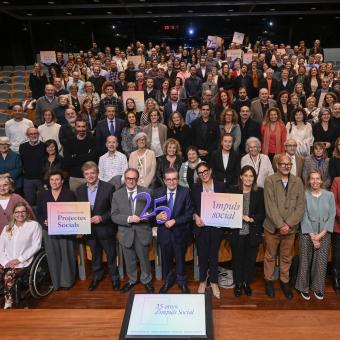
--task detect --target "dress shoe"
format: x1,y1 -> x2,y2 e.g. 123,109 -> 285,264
280,281 -> 293,300
120,281 -> 137,293
178,284 -> 190,294
144,281 -> 154,294
88,280 -> 100,291
243,282 -> 252,296
3,297 -> 13,309
211,283 -> 220,299
198,282 -> 207,294
264,280 -> 275,298
159,281 -> 175,294
112,279 -> 120,291
233,283 -> 242,297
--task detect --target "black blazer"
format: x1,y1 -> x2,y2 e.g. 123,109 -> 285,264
75,180 -> 115,239
259,78 -> 280,98
239,118 -> 261,156
227,187 -> 265,242
191,117 -> 220,158
37,187 -> 75,231
156,155 -> 183,187
196,67 -> 210,82
153,185 -> 194,245
167,125 -> 192,155
190,180 -> 226,237
277,79 -> 294,94
163,101 -> 187,125
95,118 -> 125,156
209,148 -> 240,189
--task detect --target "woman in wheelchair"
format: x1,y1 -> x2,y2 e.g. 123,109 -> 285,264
0,202 -> 42,309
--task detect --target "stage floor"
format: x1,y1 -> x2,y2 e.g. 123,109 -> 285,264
1,309 -> 340,339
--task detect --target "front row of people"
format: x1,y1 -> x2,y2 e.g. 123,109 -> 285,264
0,155 -> 338,308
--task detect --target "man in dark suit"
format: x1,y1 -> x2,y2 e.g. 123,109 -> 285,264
259,68 -> 280,99
163,88 -> 187,125
75,161 -> 119,291
196,56 -> 210,82
95,104 -> 124,156
111,168 -> 154,293
185,66 -> 202,99
191,102 -> 220,161
239,105 -> 261,156
165,62 -> 178,88
143,77 -> 159,101
277,68 -> 294,94
155,168 -> 194,294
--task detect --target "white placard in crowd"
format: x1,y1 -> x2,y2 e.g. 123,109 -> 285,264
232,32 -> 245,45
226,49 -> 243,61
243,52 -> 253,65
40,51 -> 56,64
122,91 -> 145,112
206,36 -> 223,49
127,55 -> 145,69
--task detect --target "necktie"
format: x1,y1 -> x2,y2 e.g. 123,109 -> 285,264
110,120 -> 115,135
168,192 -> 174,212
129,192 -> 134,214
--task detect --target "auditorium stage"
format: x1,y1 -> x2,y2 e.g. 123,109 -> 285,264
1,267 -> 340,339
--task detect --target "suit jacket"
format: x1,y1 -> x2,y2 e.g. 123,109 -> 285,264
163,101 -> 187,125
75,180 -> 115,239
196,67 -> 210,82
154,185 -> 194,245
239,118 -> 261,155
250,98 -> 277,123
277,79 -> 294,94
165,70 -> 178,87
272,153 -> 304,178
259,78 -> 280,98
143,88 -> 159,101
209,148 -> 241,189
111,185 -> 153,248
95,118 -> 125,156
191,181 -> 226,237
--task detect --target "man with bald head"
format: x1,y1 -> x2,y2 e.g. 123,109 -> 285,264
19,127 -> 45,206
263,154 -> 305,300
250,87 -> 277,123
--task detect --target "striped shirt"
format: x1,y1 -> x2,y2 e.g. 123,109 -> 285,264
98,151 -> 128,182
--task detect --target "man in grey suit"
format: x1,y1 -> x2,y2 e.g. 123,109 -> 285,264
111,168 -> 154,293
250,88 -> 277,123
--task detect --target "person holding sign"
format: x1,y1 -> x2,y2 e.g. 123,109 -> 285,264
155,168 -> 194,294
191,162 -> 225,299
36,170 -> 77,291
75,162 -> 119,291
111,168 -> 154,294
228,166 -> 265,297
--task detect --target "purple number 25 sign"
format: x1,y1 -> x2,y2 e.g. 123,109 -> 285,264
132,192 -> 171,224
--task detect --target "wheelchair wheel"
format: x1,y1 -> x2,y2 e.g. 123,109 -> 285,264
29,251 -> 53,298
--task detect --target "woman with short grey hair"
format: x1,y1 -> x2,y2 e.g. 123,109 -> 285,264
241,137 -> 274,188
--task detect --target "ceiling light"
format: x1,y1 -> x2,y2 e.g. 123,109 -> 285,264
152,20 -> 157,23
147,10 -> 152,14
228,9 -> 234,12
112,25 -> 116,29
139,0 -> 146,2
269,8 -> 275,11
45,22 -> 51,25
2,1 -> 10,4
107,11 -> 112,14
48,1 -> 55,4
66,12 -> 72,15
115,33 -> 120,37
310,7 -> 316,10
187,10 -> 193,13
298,16 -> 303,20
336,16 -> 340,19
269,21 -> 274,26
26,13 -> 32,16
81,21 -> 86,24
93,0 -> 100,3
225,18 -> 231,22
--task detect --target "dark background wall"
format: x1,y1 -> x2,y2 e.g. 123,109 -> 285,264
0,13 -> 339,65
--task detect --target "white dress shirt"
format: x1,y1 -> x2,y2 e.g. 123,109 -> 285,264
0,220 -> 42,268
98,150 -> 128,182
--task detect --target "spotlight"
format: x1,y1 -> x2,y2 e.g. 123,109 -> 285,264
112,25 -> 116,29
188,28 -> 194,35
269,21 -> 274,26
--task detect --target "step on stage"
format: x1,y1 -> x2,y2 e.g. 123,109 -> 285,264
1,269 -> 340,339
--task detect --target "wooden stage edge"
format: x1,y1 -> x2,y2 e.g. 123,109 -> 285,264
1,309 -> 340,339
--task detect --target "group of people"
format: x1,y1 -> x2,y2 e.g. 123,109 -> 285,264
1,37 -> 340,309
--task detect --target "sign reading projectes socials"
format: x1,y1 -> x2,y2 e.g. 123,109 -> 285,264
47,202 -> 91,235
200,192 -> 243,228
40,51 -> 56,64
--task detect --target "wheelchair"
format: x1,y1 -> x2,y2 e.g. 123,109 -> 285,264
11,249 -> 53,306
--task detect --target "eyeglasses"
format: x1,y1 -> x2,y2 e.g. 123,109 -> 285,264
278,163 -> 292,167
285,144 -> 297,147
165,178 -> 178,182
125,177 -> 138,181
14,210 -> 27,214
197,169 -> 209,176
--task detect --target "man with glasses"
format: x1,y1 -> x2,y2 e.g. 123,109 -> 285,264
263,154 -> 305,299
111,168 -> 154,293
273,138 -> 304,178
5,104 -> 34,153
19,127 -> 45,206
155,168 -> 194,294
